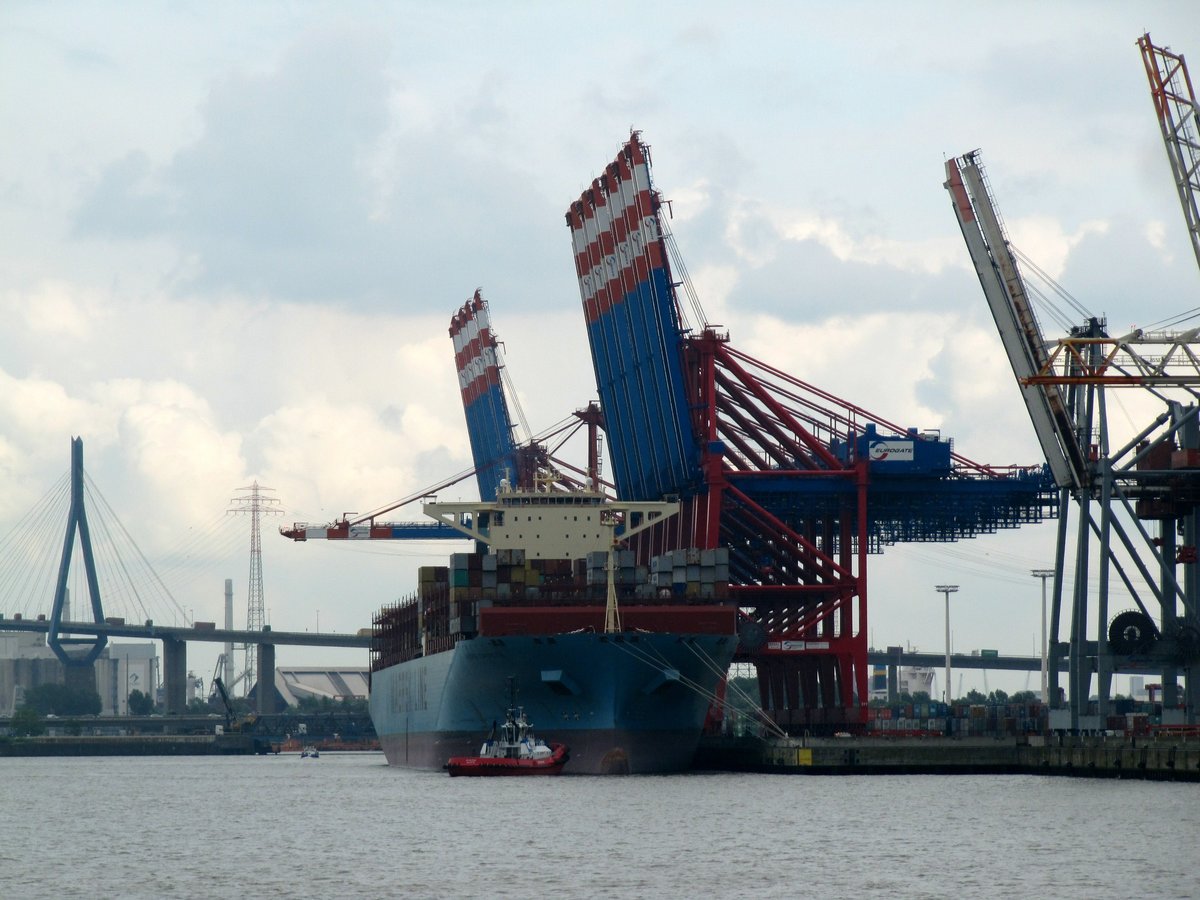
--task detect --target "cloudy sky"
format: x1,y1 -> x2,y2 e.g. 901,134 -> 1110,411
3,3 -> 1199,696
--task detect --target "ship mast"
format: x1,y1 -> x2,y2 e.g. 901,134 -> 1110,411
598,500 -> 680,634
604,544 -> 621,634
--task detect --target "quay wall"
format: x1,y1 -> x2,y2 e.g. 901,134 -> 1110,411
696,734 -> 1200,782
0,734 -> 268,757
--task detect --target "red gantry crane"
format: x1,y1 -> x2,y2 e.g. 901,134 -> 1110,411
285,134 -> 1061,735
566,133 -> 1055,732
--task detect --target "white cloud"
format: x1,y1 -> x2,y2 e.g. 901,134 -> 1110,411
113,379 -> 245,531
0,370 -> 103,444
704,305 -> 1047,472
1143,218 -> 1170,256
1006,215 -> 1109,280
257,397 -> 455,520
14,281 -> 102,341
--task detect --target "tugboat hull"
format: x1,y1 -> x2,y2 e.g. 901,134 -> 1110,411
445,742 -> 569,776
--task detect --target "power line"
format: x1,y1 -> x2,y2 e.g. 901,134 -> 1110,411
228,483 -> 282,697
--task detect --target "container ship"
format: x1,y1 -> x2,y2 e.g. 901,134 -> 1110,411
368,479 -> 740,775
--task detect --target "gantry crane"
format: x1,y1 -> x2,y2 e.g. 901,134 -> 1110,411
450,290 -> 524,501
285,134 -> 1057,735
945,44 -> 1200,726
1139,33 -> 1200,276
565,133 -> 1055,731
281,294 -> 610,544
944,153 -> 1090,492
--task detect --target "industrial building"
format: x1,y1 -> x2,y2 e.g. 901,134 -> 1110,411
0,631 -> 159,717
1,632 -> 365,717
273,668 -> 368,705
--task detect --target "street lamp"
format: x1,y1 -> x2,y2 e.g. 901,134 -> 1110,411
935,585 -> 958,703
1031,569 -> 1055,705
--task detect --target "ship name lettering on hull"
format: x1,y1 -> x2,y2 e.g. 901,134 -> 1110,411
391,667 -> 429,713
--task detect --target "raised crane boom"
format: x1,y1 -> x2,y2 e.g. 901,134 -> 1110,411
944,152 -> 1090,490
1139,33 -> 1200,276
450,290 -> 523,501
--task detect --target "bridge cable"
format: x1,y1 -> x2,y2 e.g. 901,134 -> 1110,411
0,473 -> 71,616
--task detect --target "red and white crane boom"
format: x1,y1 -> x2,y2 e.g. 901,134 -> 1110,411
944,151 -> 1090,490
1139,33 -> 1200,276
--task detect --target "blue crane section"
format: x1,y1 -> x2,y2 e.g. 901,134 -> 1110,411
450,291 -> 520,501
565,137 -> 699,501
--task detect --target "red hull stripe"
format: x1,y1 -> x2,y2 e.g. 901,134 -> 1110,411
479,604 -> 737,636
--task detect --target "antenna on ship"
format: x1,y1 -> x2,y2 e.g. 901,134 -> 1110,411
604,539 -> 622,634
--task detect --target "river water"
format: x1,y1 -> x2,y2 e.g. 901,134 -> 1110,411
3,753 -> 1196,898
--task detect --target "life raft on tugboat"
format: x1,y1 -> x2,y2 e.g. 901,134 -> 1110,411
445,702 -> 569,776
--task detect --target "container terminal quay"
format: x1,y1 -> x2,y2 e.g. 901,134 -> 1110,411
4,34 -> 1200,776
2,611 -> 1194,779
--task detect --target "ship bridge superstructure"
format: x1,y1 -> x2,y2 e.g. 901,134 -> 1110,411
422,479 -> 677,562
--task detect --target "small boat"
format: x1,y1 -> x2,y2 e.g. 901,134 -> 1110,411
446,701 -> 569,777
300,745 -> 320,759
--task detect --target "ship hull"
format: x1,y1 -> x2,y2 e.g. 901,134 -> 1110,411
370,627 -> 737,775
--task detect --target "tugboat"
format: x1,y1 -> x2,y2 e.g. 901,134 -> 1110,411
445,683 -> 569,777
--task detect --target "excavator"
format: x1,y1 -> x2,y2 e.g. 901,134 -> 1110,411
211,676 -> 256,734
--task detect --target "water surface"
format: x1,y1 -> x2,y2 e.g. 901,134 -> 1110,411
3,753 -> 1195,898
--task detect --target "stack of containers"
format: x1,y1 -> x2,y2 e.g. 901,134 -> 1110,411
445,554 -> 478,644
648,548 -> 730,599
370,599 -> 422,670
417,565 -> 452,656
374,546 -> 736,662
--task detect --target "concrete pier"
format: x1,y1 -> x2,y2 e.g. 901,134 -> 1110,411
696,733 -> 1200,781
1025,735 -> 1200,779
0,734 -> 269,756
162,636 -> 186,714
256,640 -> 276,716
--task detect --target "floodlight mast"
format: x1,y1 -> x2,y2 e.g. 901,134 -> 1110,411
935,585 -> 959,704
1031,570 -> 1055,704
